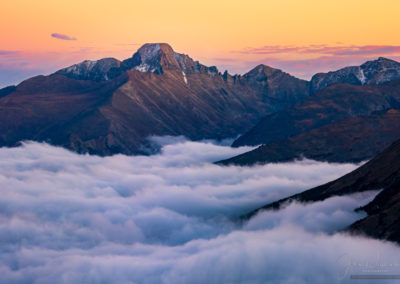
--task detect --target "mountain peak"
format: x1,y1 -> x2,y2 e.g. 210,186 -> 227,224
136,43 -> 175,61
240,63 -> 310,103
377,56 -> 392,62
54,43 -> 221,81
311,57 -> 400,93
126,43 -> 181,73
245,64 -> 282,78
55,58 -> 121,81
121,43 -> 219,76
139,42 -> 174,51
361,56 -> 398,67
243,64 -> 302,83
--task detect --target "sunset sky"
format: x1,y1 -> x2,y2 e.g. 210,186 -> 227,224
1,0 -> 400,86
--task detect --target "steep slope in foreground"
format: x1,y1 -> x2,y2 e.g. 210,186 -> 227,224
220,108 -> 400,165
245,139 -> 400,243
350,179 -> 400,242
0,43 -> 310,155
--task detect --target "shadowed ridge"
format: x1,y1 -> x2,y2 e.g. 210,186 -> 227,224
242,138 -> 400,244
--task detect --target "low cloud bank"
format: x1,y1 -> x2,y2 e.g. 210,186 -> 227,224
0,139 -> 398,283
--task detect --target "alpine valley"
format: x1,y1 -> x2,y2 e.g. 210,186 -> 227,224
3,42 -> 400,247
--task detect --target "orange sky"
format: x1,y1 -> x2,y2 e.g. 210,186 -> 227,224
1,0 -> 400,86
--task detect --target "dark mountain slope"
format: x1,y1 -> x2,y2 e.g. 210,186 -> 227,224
0,85 -> 16,99
350,179 -> 400,243
233,79 -> 400,148
0,74 -> 128,150
220,108 -> 400,165
244,138 -> 400,243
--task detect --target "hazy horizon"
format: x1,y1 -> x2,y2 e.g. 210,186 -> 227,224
2,0 -> 400,86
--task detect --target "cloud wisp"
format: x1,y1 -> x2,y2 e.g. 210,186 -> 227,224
0,138 -> 398,283
51,33 -> 77,41
233,44 -> 400,57
0,50 -> 20,56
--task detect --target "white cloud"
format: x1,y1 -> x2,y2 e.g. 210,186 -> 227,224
0,139 -> 398,283
244,191 -> 379,234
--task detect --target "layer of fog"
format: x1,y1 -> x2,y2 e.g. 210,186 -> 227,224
0,138 -> 398,283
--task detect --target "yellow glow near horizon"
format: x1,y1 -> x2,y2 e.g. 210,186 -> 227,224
1,0 -> 400,83
2,0 -> 400,56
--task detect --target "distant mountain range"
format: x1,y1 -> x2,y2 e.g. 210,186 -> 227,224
2,43 -> 400,161
221,57 -> 400,165
0,43 -> 310,155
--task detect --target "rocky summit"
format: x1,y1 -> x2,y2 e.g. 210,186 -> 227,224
310,57 -> 400,93
55,58 -> 121,81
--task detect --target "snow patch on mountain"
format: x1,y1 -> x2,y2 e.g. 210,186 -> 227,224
356,67 -> 366,85
182,71 -> 188,84
134,63 -> 151,72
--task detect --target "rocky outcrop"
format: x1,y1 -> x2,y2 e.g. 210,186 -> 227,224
243,64 -> 310,106
310,57 -> 400,93
55,58 -> 121,81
